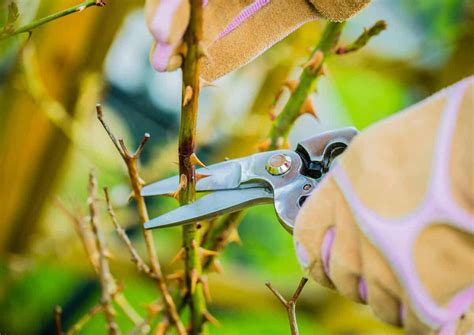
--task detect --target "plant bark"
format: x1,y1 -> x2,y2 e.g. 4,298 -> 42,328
179,0 -> 207,333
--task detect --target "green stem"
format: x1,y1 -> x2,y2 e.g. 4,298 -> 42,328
268,22 -> 346,149
179,0 -> 207,333
0,0 -> 103,41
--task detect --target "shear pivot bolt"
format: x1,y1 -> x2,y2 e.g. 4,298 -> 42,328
265,154 -> 292,176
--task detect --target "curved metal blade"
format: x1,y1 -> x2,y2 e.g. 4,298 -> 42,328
141,161 -> 242,196
144,187 -> 273,229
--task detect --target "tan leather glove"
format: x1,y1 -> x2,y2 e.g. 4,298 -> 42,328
294,76 -> 474,335
145,0 -> 371,81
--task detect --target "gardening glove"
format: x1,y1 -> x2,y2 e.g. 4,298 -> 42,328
145,0 -> 371,81
294,75 -> 474,335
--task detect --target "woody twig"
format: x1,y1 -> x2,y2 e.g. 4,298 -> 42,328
88,170 -> 120,335
178,0 -> 209,333
265,277 -> 309,335
96,104 -> 187,335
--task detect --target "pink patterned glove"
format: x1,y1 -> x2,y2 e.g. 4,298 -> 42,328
294,76 -> 474,335
145,0 -> 371,81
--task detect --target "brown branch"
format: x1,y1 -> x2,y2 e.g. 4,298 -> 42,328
54,306 -> 64,335
56,198 -> 142,326
55,198 -> 99,272
88,169 -> 120,335
96,105 -> 187,335
179,1 -> 208,333
103,187 -> 154,278
265,277 -> 309,335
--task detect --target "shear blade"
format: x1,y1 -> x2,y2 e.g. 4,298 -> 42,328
144,187 -> 273,229
141,161 -> 242,196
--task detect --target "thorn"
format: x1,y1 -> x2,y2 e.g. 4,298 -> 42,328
170,174 -> 187,199
138,176 -> 146,187
300,98 -> 318,120
198,42 -> 210,59
302,50 -> 324,73
166,270 -> 184,281
190,153 -> 207,168
191,239 -> 198,249
146,302 -> 164,315
177,42 -> 188,57
182,86 -> 194,107
199,247 -> 219,257
170,248 -> 185,265
203,310 -> 221,327
191,268 -> 198,293
127,190 -> 135,202
318,64 -> 327,76
228,229 -> 241,245
256,138 -> 271,152
196,172 -> 211,183
282,79 -> 299,93
155,320 -> 168,335
200,276 -> 212,302
269,106 -> 277,121
210,259 -> 223,273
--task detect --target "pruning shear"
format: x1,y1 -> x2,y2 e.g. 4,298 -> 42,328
141,128 -> 358,233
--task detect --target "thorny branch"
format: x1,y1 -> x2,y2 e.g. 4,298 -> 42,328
267,21 -> 345,150
55,200 -> 143,329
178,0 -> 209,333
96,104 -> 187,335
265,277 -> 309,335
88,169 -> 120,335
266,20 -> 386,150
0,0 -> 106,41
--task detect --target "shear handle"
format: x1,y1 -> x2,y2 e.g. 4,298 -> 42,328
296,141 -> 349,179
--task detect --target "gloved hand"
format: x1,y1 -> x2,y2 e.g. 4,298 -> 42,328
145,0 -> 371,81
294,76 -> 474,335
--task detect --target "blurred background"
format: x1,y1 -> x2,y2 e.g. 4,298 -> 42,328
0,0 -> 473,334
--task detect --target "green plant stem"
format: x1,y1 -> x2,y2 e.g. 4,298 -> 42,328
268,22 -> 346,149
336,20 -> 386,55
0,0 -> 103,41
179,0 -> 207,333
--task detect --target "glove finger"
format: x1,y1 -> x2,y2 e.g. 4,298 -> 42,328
150,41 -> 183,71
201,0 -> 319,81
359,232 -> 403,326
145,0 -> 190,45
294,176 -> 340,288
327,184 -> 363,302
308,0 -> 371,22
